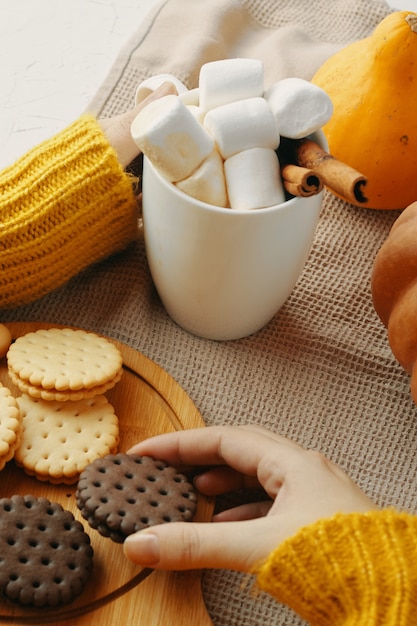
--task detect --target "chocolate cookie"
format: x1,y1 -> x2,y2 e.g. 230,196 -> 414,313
0,495 -> 93,607
76,453 -> 197,543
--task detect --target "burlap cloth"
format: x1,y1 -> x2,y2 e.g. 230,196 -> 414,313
4,1 -> 415,624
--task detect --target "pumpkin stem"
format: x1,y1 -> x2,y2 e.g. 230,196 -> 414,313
406,13 -> 417,33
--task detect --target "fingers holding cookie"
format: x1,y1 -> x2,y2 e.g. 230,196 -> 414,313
123,516 -> 277,572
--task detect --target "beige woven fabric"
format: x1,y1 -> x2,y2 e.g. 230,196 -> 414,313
5,1 -> 415,624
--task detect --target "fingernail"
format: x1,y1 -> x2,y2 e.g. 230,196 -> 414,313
124,533 -> 160,565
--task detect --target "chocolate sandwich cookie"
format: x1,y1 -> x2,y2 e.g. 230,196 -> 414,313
0,495 -> 93,607
76,453 -> 197,543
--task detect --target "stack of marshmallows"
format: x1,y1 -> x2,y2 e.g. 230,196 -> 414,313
131,58 -> 333,211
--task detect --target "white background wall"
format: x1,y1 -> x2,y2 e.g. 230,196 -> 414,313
0,0 -> 411,169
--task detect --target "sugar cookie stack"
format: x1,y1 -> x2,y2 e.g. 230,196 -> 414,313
7,328 -> 122,401
131,58 -> 333,210
0,383 -> 22,471
2,328 -> 123,484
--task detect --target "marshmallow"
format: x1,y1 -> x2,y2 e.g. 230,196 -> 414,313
179,88 -> 200,107
264,77 -> 333,139
204,97 -> 280,160
186,105 -> 205,124
175,150 -> 228,207
135,74 -> 188,104
199,58 -> 264,111
131,95 -> 215,182
224,148 -> 285,210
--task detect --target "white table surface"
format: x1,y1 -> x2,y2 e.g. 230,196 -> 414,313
0,0 -> 411,170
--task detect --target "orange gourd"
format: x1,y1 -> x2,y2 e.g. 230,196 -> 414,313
371,201 -> 417,404
312,11 -> 417,210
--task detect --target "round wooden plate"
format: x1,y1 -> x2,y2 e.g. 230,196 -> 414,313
0,322 -> 214,626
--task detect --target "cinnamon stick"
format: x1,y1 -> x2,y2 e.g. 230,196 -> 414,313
281,163 -> 323,197
279,138 -> 368,204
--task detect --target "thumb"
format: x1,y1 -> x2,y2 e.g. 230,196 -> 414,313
123,518 -> 277,572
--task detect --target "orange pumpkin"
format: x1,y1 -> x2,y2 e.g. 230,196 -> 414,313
371,201 -> 417,403
312,11 -> 417,210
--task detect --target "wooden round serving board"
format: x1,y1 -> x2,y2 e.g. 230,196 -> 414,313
0,322 -> 215,625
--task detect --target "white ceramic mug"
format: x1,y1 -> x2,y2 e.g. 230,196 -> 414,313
142,131 -> 326,341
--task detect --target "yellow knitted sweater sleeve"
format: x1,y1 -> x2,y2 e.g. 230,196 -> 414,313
255,509 -> 417,626
0,115 -> 138,308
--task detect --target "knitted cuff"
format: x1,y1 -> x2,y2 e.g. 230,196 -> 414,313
0,115 -> 138,308
255,509 -> 417,626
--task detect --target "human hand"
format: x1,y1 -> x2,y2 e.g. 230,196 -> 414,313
99,81 -> 177,168
123,425 -> 377,572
